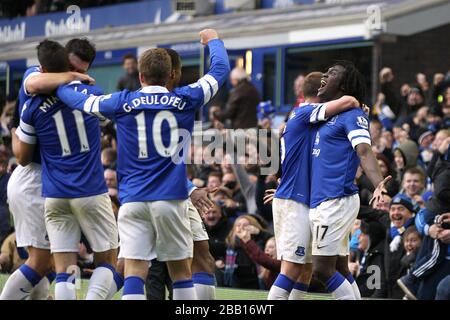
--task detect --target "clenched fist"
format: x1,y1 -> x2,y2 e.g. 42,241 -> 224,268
199,29 -> 219,45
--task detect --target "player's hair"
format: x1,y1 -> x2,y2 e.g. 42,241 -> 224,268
66,38 -> 96,66
302,72 -> 322,99
36,40 -> 70,73
122,53 -> 137,64
165,48 -> 182,72
138,48 -> 172,86
331,60 -> 366,106
403,167 -> 425,185
226,214 -> 266,248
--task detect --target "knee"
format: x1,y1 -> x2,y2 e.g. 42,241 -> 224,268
312,264 -> 335,284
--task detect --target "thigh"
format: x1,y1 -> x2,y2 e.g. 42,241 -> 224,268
71,193 -> 119,253
188,200 -> 209,242
149,200 -> 193,262
118,202 -> 156,261
310,195 -> 359,257
45,197 -> 80,253
8,165 -> 49,250
273,198 -> 312,264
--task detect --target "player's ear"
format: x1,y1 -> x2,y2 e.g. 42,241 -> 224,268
138,72 -> 146,86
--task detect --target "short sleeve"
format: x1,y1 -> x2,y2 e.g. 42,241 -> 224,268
291,103 -> 328,124
22,67 -> 41,97
16,101 -> 37,144
344,110 -> 371,150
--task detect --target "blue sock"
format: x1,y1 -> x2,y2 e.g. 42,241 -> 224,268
173,279 -> 195,289
293,282 -> 309,292
19,264 -> 42,287
98,263 -> 124,290
123,276 -> 145,296
192,272 -> 215,286
56,272 -> 75,284
326,272 -> 346,293
46,272 -> 56,284
273,274 -> 295,292
346,273 -> 355,284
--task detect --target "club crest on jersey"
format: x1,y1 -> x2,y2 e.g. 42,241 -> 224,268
327,115 -> 338,125
295,246 -> 305,257
356,116 -> 369,129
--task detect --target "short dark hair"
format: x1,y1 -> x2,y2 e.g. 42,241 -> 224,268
65,38 -> 96,66
36,40 -> 70,73
404,167 -> 425,184
302,72 -> 322,99
122,53 -> 137,64
138,48 -> 171,86
331,60 -> 366,106
164,48 -> 181,72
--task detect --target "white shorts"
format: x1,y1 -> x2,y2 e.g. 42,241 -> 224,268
188,200 -> 209,242
45,193 -> 119,253
310,194 -> 360,256
118,200 -> 193,262
272,198 -> 312,264
7,163 -> 49,250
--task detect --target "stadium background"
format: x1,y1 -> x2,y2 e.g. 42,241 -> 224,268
0,0 -> 449,300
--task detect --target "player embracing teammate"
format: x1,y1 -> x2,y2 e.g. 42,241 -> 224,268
268,62 -> 389,300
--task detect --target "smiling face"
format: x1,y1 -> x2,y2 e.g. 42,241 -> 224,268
318,65 -> 346,102
404,231 -> 421,253
389,204 -> 413,228
402,172 -> 424,198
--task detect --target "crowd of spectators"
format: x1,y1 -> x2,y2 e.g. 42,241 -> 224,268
0,58 -> 449,300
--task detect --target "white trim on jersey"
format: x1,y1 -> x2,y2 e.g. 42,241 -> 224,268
198,78 -> 212,106
16,126 -> 37,144
351,136 -> 371,149
309,104 -> 327,123
317,103 -> 328,121
83,96 -> 97,113
19,119 -> 35,134
83,96 -> 106,120
140,86 -> 169,94
203,74 -> 219,97
347,129 -> 370,141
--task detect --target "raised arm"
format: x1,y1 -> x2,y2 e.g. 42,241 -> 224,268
56,86 -> 123,120
199,29 -> 230,91
25,72 -> 94,95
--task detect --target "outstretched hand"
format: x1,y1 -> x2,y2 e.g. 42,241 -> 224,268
190,187 -> 218,217
369,175 -> 392,207
263,189 -> 276,205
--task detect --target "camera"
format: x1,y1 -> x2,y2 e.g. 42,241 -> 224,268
434,215 -> 450,230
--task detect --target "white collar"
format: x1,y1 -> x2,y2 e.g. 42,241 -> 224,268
139,86 -> 169,93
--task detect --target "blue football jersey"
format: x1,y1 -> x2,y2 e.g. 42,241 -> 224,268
17,82 -> 108,198
56,39 -> 230,204
310,108 -> 371,208
275,103 -> 328,206
17,66 -> 42,164
18,66 -> 41,112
